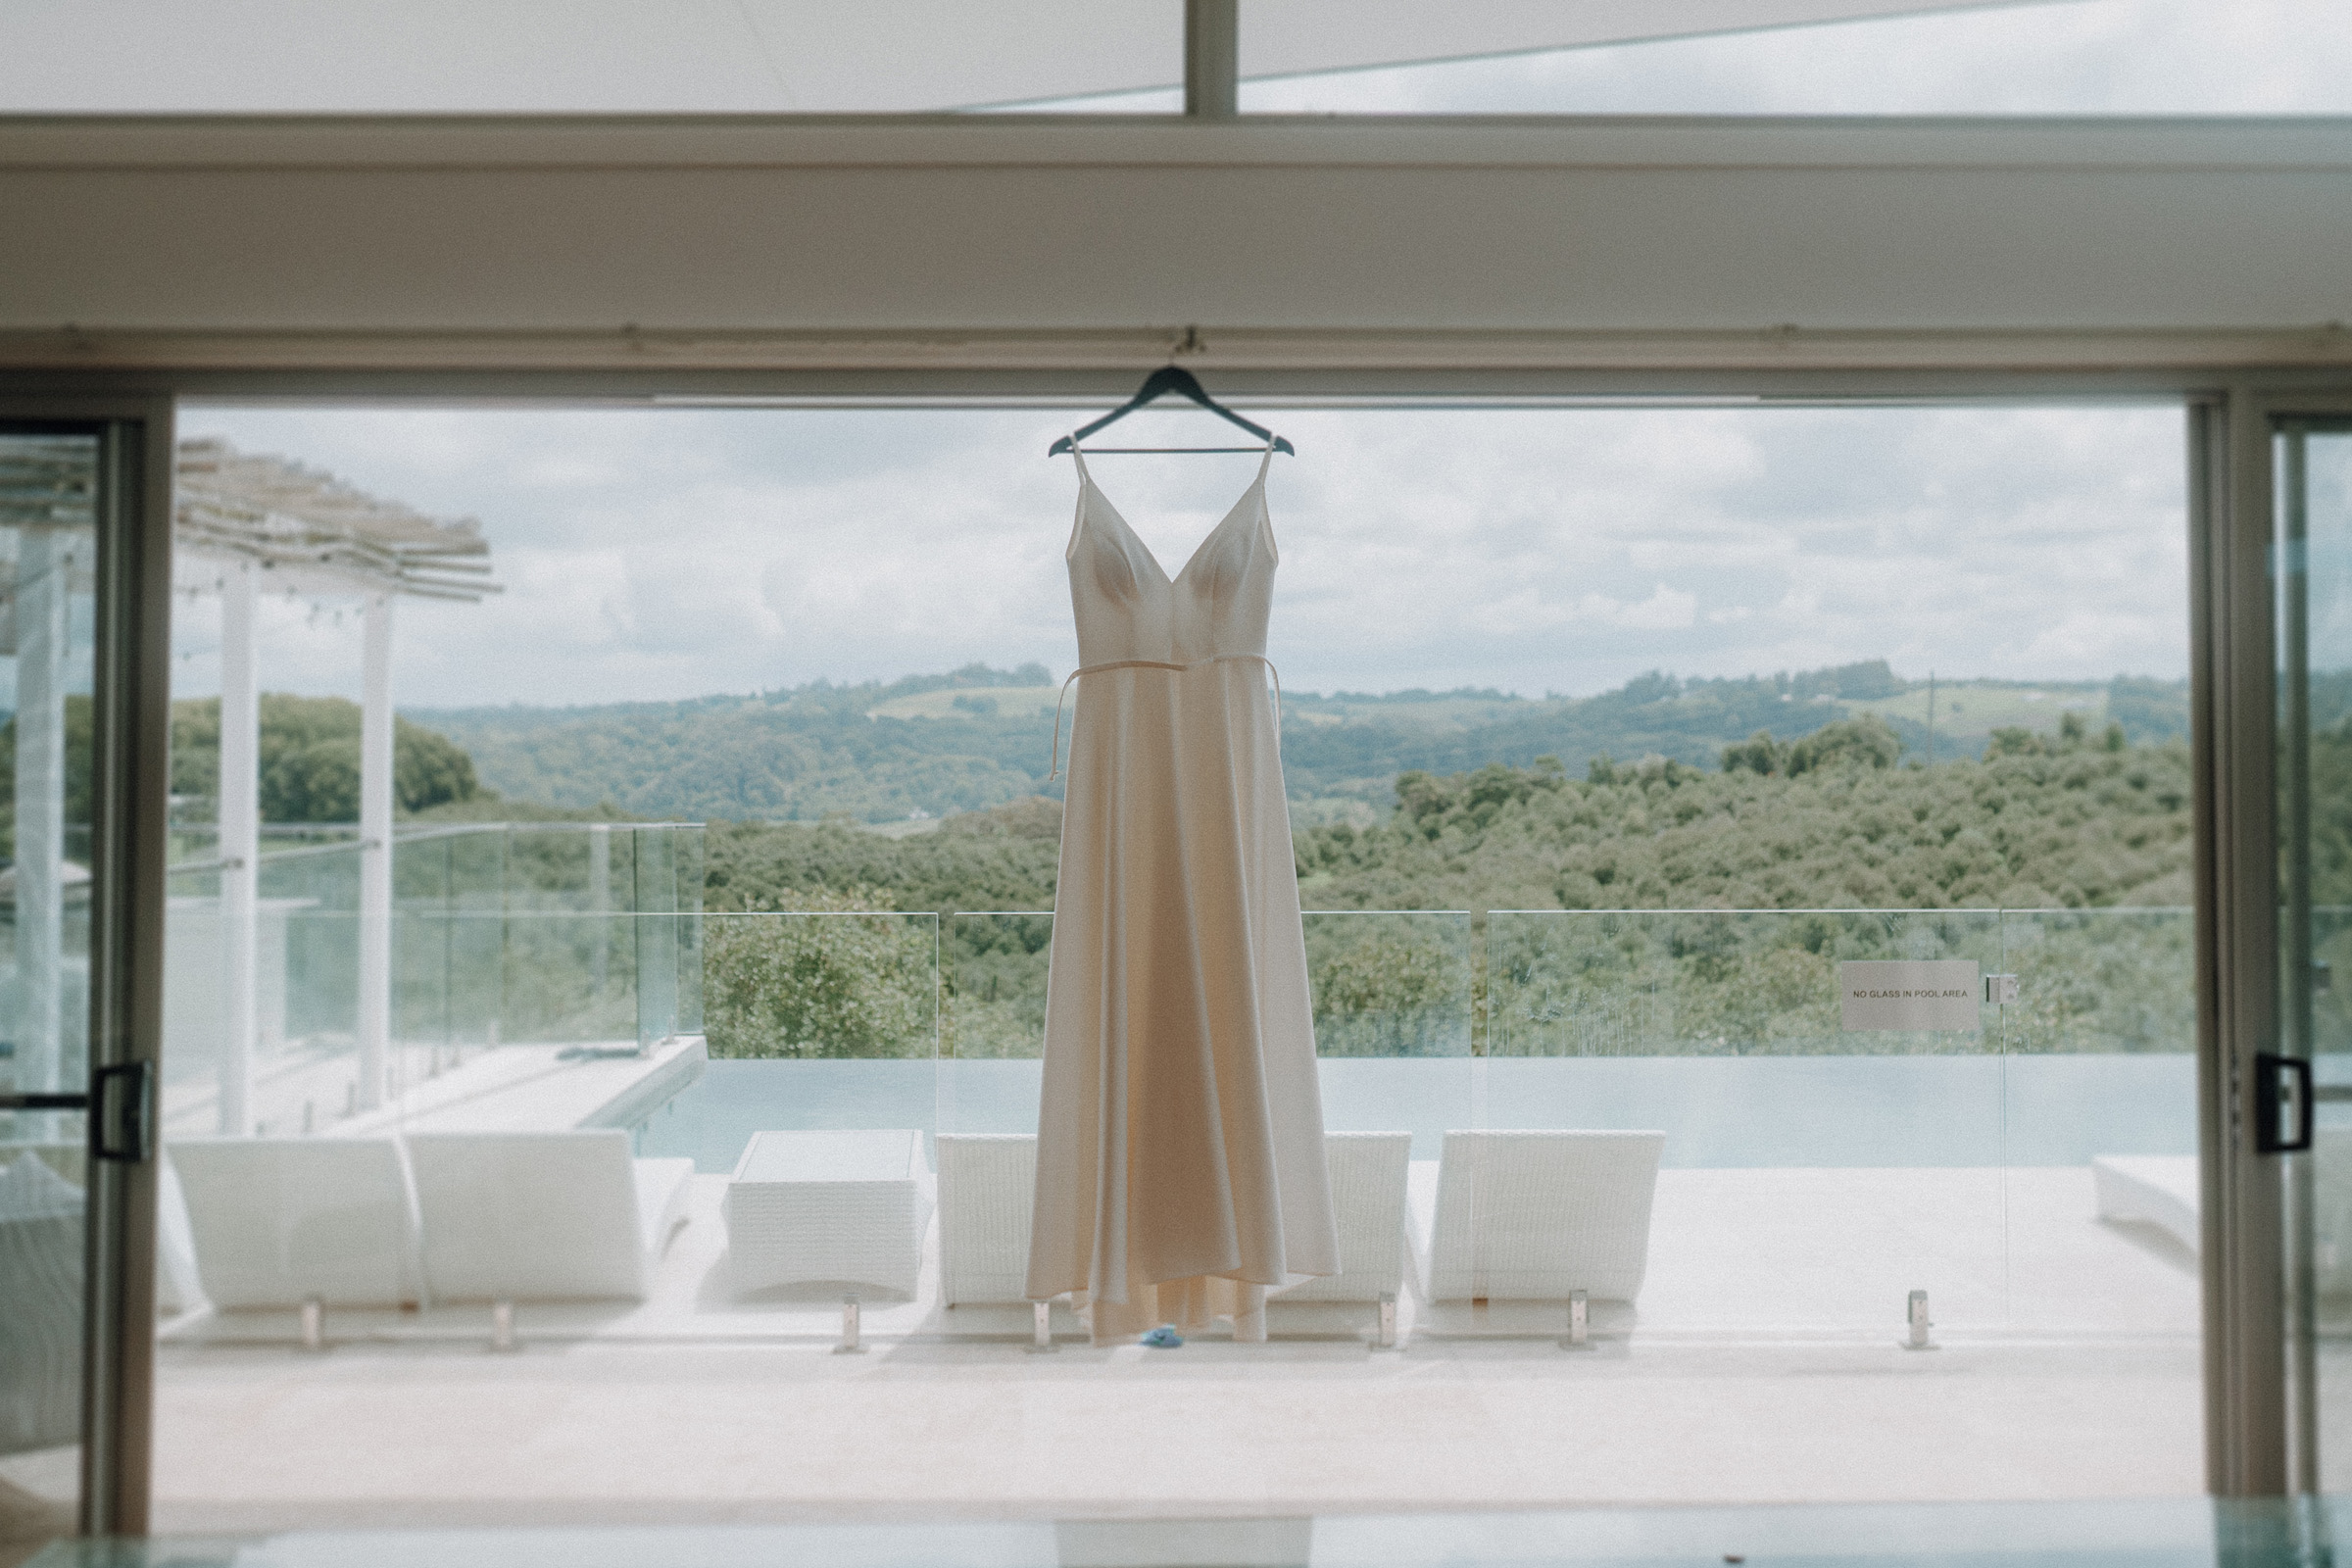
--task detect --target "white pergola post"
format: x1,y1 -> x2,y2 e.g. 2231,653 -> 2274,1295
216,560 -> 259,1135
357,592 -> 394,1110
14,527 -> 68,1103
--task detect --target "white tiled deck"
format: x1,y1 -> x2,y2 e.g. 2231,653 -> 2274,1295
126,1162 -> 2206,1533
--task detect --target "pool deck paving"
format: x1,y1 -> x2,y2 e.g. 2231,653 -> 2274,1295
122,1163 -> 2207,1533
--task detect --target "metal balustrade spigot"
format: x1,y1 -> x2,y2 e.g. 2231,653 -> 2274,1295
1903,1289 -> 1936,1350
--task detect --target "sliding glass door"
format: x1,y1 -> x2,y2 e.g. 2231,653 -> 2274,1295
2276,420 -> 2352,1492
0,414 -> 171,1544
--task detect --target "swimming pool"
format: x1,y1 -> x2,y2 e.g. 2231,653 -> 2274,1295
636,1052 -> 2196,1173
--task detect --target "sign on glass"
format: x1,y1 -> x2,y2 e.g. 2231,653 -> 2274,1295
1838,959 -> 1982,1032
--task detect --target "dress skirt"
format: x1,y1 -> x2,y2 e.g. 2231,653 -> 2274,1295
1024,655 -> 1338,1343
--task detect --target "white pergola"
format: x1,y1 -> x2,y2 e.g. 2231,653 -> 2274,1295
174,438 -> 499,1134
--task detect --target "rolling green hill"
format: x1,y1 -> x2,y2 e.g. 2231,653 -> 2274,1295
694,720 -> 2199,1060
410,662 -> 2190,828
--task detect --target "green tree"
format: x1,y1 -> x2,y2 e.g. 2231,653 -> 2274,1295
703,885 -> 935,1059
1785,713 -> 1902,774
172,694 -> 484,821
0,694 -> 95,861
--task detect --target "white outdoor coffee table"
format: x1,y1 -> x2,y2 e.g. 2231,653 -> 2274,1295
723,1129 -> 934,1298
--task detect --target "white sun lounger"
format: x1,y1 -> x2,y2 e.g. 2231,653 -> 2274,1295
0,1154 -> 83,1454
2095,1139 -> 2352,1293
2090,1154 -> 2199,1254
2311,1130 -> 2352,1296
155,1153 -> 207,1315
1423,1129 -> 1665,1303
167,1136 -> 423,1309
937,1130 -> 1417,1310
1274,1131 -> 1414,1303
405,1129 -> 695,1303
938,1133 -> 1038,1306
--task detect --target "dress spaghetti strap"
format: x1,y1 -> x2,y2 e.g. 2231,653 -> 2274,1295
1064,436 -> 1093,558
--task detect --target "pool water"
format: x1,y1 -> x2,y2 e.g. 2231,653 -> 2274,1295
637,1054 -> 2196,1174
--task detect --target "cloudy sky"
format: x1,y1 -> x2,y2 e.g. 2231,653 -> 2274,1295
1175,0 -> 2352,114
170,0 -> 2352,711
174,403 -> 2188,710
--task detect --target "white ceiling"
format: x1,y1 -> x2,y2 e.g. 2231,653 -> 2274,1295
0,1 -> 2065,114
6,118 -> 2351,376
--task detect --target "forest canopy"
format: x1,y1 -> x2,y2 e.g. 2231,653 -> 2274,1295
171,694 -> 484,822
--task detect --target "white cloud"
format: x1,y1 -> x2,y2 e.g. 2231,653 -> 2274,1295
1243,0 -> 2352,116
1576,585 -> 1699,632
176,401 -> 2188,709
161,0 -> 2288,713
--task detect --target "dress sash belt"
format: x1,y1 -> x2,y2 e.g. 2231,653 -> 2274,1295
1049,654 -> 1282,781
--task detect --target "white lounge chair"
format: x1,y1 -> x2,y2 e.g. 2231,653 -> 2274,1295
1423,1129 -> 1665,1303
167,1136 -> 422,1309
0,1153 -> 82,1453
2091,1154 -> 2199,1254
405,1130 -> 695,1303
936,1130 -> 1416,1311
937,1133 -> 1037,1306
1274,1131 -> 1413,1303
155,1153 -> 207,1315
2312,1131 -> 2352,1296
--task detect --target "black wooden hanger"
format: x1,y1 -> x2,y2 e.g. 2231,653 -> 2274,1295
1049,366 -> 1296,457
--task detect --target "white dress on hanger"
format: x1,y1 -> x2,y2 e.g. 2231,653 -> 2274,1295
1025,439 -> 1339,1345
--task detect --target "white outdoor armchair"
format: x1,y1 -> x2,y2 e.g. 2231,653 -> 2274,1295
405,1129 -> 695,1303
1423,1129 -> 1665,1303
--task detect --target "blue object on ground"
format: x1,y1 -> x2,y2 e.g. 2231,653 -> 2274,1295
1141,1325 -> 1184,1348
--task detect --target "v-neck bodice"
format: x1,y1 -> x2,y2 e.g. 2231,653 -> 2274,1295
1064,448 -> 1278,666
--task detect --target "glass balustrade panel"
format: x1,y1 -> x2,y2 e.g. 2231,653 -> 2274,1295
1996,906 -> 2198,1338
646,909 -> 940,1175
1487,907 -> 2007,1339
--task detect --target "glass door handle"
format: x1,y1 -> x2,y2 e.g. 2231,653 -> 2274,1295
0,1062 -> 151,1162
88,1062 -> 152,1163
2257,1054 -> 2316,1153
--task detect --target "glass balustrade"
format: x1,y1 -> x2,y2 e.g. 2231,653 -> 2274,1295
160,822 -> 706,1139
1487,906 -> 2195,1338
153,884 -> 2196,1348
